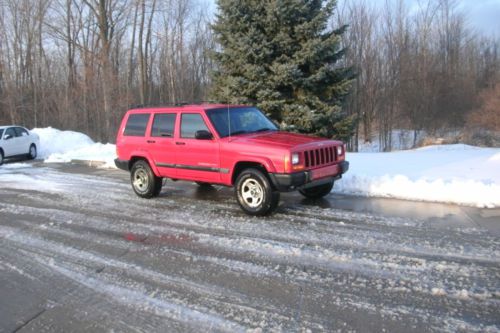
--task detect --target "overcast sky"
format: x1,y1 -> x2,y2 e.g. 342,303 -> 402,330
206,0 -> 500,36
458,0 -> 500,35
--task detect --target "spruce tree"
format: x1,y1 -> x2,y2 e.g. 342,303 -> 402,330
211,0 -> 355,140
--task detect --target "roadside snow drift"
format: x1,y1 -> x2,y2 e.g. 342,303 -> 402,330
336,144 -> 500,208
30,127 -> 500,208
31,127 -> 116,168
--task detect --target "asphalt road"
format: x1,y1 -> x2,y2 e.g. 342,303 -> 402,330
0,161 -> 499,332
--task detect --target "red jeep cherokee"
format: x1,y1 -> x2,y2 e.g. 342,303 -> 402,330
115,104 -> 349,215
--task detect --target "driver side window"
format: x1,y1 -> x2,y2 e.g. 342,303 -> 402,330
180,113 -> 210,138
5,127 -> 16,139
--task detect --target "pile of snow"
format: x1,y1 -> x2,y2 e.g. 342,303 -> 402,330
30,127 -> 500,207
335,144 -> 500,208
31,127 -> 116,168
357,129 -> 462,152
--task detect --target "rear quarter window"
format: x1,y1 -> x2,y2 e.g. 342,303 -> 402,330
124,114 -> 150,136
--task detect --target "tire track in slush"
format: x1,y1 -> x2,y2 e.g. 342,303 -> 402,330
0,163 -> 499,332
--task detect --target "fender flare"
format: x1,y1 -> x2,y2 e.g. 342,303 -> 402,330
230,157 -> 277,183
128,152 -> 161,177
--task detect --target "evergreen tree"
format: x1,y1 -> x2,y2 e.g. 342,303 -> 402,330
211,0 -> 355,140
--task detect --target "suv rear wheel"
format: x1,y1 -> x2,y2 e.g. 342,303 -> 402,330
0,150 -> 4,166
299,181 -> 334,199
130,160 -> 162,198
235,168 -> 280,216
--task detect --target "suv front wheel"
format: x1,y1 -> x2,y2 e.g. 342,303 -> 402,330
130,160 -> 162,198
235,168 -> 280,216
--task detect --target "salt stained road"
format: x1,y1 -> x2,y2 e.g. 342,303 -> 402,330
0,162 -> 499,332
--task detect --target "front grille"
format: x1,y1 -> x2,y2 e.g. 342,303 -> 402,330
304,146 -> 336,168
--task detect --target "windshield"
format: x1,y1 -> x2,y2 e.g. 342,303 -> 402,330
0,129 -> 3,139
206,107 -> 278,138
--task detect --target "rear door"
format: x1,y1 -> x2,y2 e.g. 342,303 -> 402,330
14,127 -> 30,154
147,112 -> 177,178
175,112 -> 221,182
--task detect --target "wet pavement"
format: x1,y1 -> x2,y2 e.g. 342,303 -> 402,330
0,161 -> 499,332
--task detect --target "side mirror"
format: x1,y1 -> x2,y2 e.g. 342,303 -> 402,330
4,134 -> 12,140
195,130 -> 213,140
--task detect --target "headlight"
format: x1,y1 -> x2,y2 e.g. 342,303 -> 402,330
291,153 -> 300,165
337,146 -> 343,156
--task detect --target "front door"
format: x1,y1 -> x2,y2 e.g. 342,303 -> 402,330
2,127 -> 22,156
175,113 -> 220,182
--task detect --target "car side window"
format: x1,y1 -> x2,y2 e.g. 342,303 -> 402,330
14,127 -> 29,137
0,129 -> 4,139
180,113 -> 210,138
124,114 -> 150,136
5,128 -> 16,138
151,113 -> 176,137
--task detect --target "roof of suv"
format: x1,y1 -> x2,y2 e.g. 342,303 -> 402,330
127,104 -> 248,113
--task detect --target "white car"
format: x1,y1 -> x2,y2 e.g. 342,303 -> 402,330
0,126 -> 40,165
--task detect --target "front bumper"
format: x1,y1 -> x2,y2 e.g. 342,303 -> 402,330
114,158 -> 129,171
269,161 -> 349,192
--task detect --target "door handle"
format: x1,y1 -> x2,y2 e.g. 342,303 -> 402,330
147,140 -> 156,143
175,142 -> 185,145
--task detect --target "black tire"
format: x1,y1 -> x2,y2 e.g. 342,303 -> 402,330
269,191 -> 281,211
130,160 -> 162,198
195,181 -> 212,187
235,168 -> 279,216
0,150 -> 4,166
299,181 -> 334,199
28,144 -> 37,160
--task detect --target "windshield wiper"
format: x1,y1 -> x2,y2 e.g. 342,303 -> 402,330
229,130 -> 248,136
253,128 -> 275,133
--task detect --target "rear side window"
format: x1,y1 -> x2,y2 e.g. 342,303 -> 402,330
14,127 -> 29,137
181,113 -> 210,138
124,114 -> 150,136
151,113 -> 176,137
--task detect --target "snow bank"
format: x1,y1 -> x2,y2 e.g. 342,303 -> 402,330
31,127 -> 500,207
31,127 -> 117,168
335,144 -> 500,208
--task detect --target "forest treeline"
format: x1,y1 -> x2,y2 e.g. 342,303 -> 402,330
336,0 -> 499,150
0,0 -> 498,147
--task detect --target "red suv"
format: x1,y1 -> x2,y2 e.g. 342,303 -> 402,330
115,104 -> 349,215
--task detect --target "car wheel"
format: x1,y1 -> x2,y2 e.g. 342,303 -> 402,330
130,160 -> 162,198
235,168 -> 279,216
299,181 -> 334,199
28,144 -> 37,160
0,150 -> 4,166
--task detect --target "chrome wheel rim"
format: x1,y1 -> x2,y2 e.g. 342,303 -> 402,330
241,178 -> 264,208
133,168 -> 149,192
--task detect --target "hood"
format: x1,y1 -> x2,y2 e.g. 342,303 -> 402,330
230,131 -> 339,149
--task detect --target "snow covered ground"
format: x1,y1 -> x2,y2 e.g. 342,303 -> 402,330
0,163 -> 498,332
30,127 -> 500,208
